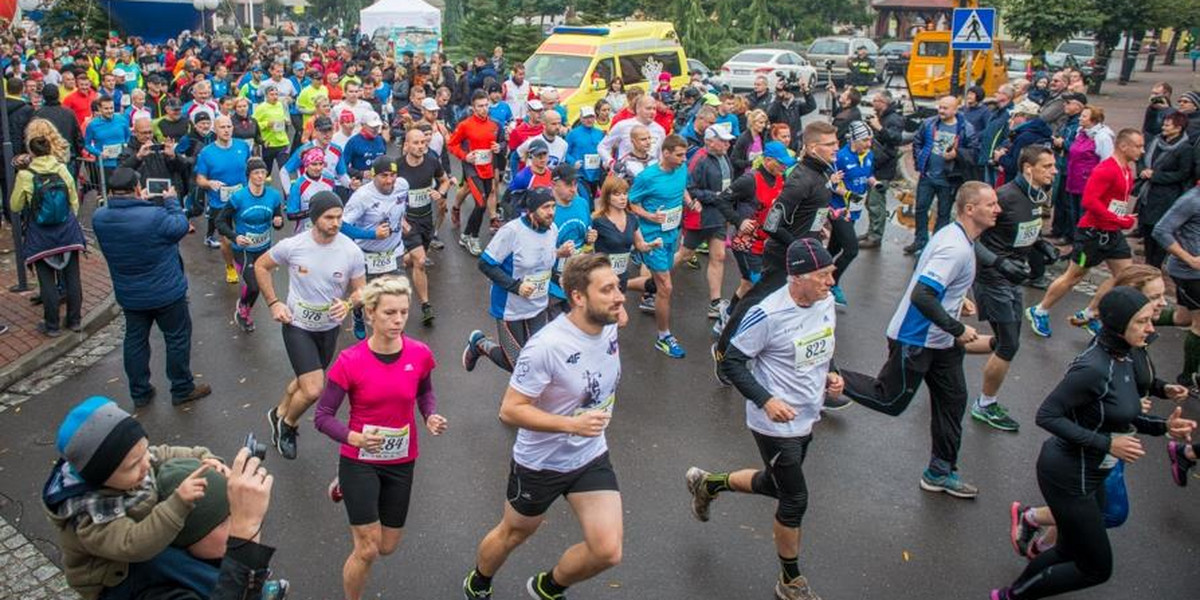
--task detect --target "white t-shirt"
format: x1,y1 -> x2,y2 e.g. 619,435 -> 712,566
510,315 -> 621,472
518,134 -> 568,168
597,118 -> 666,165
268,231 -> 366,331
482,217 -> 558,321
887,222 -> 975,349
731,287 -> 836,438
343,179 -> 409,256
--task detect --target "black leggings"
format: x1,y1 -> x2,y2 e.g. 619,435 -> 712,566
34,253 -> 82,330
826,218 -> 859,285
262,145 -> 289,174
235,249 -> 266,308
463,172 -> 493,238
749,432 -> 812,528
479,312 -> 549,372
1009,457 -> 1112,599
716,259 -> 787,356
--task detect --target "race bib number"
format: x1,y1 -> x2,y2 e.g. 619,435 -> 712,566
525,270 -> 551,299
793,327 -> 835,371
1014,218 -> 1041,248
365,249 -> 398,274
1108,199 -> 1129,217
810,208 -> 830,232
473,150 -> 493,165
242,230 -> 271,248
271,120 -> 287,132
219,185 -> 242,204
124,71 -> 137,83
292,300 -> 333,330
357,425 -> 410,461
101,144 -> 123,159
583,154 -> 601,170
609,252 -> 631,275
408,188 -> 432,208
661,206 -> 683,232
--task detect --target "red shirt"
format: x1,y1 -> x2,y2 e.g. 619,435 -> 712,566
1077,157 -> 1136,231
62,89 -> 97,130
611,107 -> 635,128
508,121 -> 543,151
448,113 -> 500,179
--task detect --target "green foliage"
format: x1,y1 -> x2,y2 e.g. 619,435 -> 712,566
305,0 -> 373,31
999,0 -> 1099,54
39,0 -> 112,42
262,0 -> 286,23
458,0 -> 544,63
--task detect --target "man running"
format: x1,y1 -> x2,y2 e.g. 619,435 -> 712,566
448,90 -> 502,256
194,114 -> 252,284
256,192 -> 366,460
839,182 -> 1001,499
396,128 -> 450,326
686,239 -> 843,600
462,254 -> 626,600
1025,128 -> 1144,337
341,156 -> 410,340
462,187 -> 565,374
676,126 -> 736,320
610,125 -> 656,184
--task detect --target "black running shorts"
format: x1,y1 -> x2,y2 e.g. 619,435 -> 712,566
339,455 -> 415,528
506,451 -> 619,517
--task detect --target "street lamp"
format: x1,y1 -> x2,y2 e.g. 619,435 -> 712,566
193,0 -> 220,35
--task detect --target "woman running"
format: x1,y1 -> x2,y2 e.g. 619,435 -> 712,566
313,275 -> 448,600
992,283 -> 1195,600
216,157 -> 284,332
591,175 -> 659,291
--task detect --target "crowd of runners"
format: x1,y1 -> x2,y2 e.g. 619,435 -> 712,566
4,24 -> 1200,600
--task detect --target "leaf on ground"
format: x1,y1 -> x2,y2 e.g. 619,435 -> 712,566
902,550 -> 911,562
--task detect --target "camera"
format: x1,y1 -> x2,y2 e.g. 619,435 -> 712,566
150,143 -> 165,152
244,432 -> 267,461
823,59 -> 836,70
1150,95 -> 1168,106
776,70 -> 804,93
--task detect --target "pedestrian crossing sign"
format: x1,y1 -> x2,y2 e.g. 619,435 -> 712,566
951,8 -> 996,50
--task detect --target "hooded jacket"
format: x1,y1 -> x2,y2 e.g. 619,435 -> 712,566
92,194 -> 190,310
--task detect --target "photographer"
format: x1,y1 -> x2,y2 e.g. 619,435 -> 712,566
1141,82 -> 1174,139
119,117 -> 188,195
766,74 -> 816,153
860,90 -> 904,248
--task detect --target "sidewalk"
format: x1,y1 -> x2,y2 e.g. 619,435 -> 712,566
0,220 -> 119,391
1088,55 -> 1200,132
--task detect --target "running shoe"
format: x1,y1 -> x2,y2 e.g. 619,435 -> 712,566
1169,440 -> 1195,487
655,334 -> 686,359
902,243 -> 922,256
696,240 -> 709,255
830,285 -> 847,307
424,256 -> 435,268
638,294 -> 656,314
711,343 -> 732,386
353,312 -> 367,340
266,407 -> 282,449
1068,309 -> 1101,336
990,588 -> 1011,600
277,421 -> 299,460
463,569 -> 493,599
204,235 -> 221,249
234,302 -> 253,333
971,400 -> 1020,432
526,573 -> 565,600
775,574 -> 821,600
462,330 -> 486,372
459,233 -> 471,250
821,394 -> 852,411
489,217 -> 503,233
686,255 -> 700,270
261,579 -> 289,600
468,237 -> 483,256
685,466 -> 716,522
328,477 -> 343,503
918,469 -> 979,499
1009,502 -> 1040,559
707,299 -> 728,320
430,236 -> 445,250
1025,306 -> 1052,338
422,303 -> 435,326
225,264 -> 239,284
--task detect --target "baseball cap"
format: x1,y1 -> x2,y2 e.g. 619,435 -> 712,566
1012,99 -> 1040,117
703,94 -> 720,106
704,125 -> 735,141
370,155 -> 397,174
486,82 -> 502,94
292,60 -> 305,71
552,163 -> 577,183
762,141 -> 796,168
527,99 -> 544,111
579,105 -> 596,118
1062,92 -> 1088,105
362,112 -> 383,128
786,238 -> 834,276
164,96 -> 182,110
299,52 -> 311,62
420,97 -> 439,112
313,115 -> 335,131
527,139 -> 550,156
540,86 -> 559,99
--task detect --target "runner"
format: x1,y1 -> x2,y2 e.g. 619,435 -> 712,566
313,275 -> 447,600
1151,183 -> 1200,394
686,238 -> 842,600
396,127 -> 451,326
592,175 -> 660,292
503,139 -> 554,220
448,90 -> 502,256
675,126 -> 736,320
610,125 -> 656,184
281,115 -> 349,197
626,134 -> 691,358
286,147 -> 337,233
462,254 -> 626,600
1026,128 -> 1144,337
461,187 -> 564,374
826,121 -> 874,307
341,156 -> 411,340
839,182 -> 1001,499
255,192 -> 367,460
547,165 -> 596,318
991,287 -> 1195,600
215,157 -> 284,333
194,114 -> 252,285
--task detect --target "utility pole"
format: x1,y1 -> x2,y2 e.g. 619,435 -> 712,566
949,0 -> 965,97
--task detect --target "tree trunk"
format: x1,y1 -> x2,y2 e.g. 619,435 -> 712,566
1088,39 -> 1114,95
1164,28 -> 1182,66
1118,32 -> 1141,85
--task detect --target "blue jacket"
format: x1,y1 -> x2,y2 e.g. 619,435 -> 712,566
84,115 -> 131,168
999,118 -> 1053,176
977,103 -> 1013,167
912,115 -> 976,177
93,195 -> 190,310
565,124 -> 606,183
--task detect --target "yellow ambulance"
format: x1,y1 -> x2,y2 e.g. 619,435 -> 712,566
522,21 -> 689,122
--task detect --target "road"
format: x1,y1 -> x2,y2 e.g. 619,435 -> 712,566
2,184 -> 1198,600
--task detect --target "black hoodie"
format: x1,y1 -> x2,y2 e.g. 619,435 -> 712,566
33,93 -> 83,158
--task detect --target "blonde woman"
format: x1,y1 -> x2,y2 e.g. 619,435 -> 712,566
314,275 -> 447,600
732,109 -> 769,174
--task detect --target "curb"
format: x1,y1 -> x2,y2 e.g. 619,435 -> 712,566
0,294 -> 121,392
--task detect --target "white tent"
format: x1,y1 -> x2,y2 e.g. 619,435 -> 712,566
359,0 -> 441,38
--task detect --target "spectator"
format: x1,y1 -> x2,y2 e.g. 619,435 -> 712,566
606,77 -> 627,112
746,75 -> 773,112
33,84 -> 82,161
731,108 -> 769,174
5,77 -> 35,166
978,84 -> 1015,185
1177,91 -> 1200,140
1064,105 -> 1115,244
119,116 -> 188,194
766,78 -> 817,153
906,94 -> 976,255
92,168 -> 212,407
1137,111 -> 1195,268
860,90 -> 905,249
1142,82 -> 1174,139
829,86 -> 862,143
1049,92 -> 1087,245
11,122 -> 85,336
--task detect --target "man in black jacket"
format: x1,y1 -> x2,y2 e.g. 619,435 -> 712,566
766,80 -> 817,153
119,117 -> 189,195
33,84 -> 82,162
861,90 -> 904,248
746,76 -> 773,113
677,126 -> 736,318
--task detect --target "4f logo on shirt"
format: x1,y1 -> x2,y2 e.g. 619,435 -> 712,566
607,337 -> 618,355
566,352 -> 581,364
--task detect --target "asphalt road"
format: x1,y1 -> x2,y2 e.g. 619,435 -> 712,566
3,179 -> 1199,599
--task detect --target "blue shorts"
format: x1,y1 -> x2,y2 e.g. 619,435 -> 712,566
641,239 -> 678,273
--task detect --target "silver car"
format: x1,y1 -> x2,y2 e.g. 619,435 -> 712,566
718,48 -> 817,92
805,36 -> 884,83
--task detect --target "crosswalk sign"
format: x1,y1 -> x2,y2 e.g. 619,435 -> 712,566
951,8 -> 996,50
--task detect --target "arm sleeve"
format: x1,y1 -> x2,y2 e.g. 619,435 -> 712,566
479,255 -> 522,293
339,222 -> 376,240
910,280 -> 966,338
313,380 -> 351,444
1035,362 -> 1116,453
215,204 -> 238,241
415,373 -> 437,419
446,122 -> 468,161
720,174 -> 754,224
761,184 -> 799,248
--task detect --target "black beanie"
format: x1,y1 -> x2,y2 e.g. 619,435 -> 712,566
309,190 -> 343,223
786,238 -> 835,276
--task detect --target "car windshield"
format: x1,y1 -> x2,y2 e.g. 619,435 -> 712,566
1009,58 -> 1028,69
730,52 -> 774,64
523,54 -> 592,89
809,40 -> 849,55
882,42 -> 908,53
1057,42 -> 1094,57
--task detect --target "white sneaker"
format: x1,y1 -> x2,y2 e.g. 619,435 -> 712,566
468,237 -> 483,256
459,233 -> 470,250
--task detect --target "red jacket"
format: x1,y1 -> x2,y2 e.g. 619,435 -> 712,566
62,89 -> 97,130
1077,157 -> 1136,231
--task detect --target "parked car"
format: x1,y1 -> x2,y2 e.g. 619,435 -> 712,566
1055,39 -> 1098,77
1006,53 -> 1032,81
1044,51 -> 1079,71
879,40 -> 911,76
803,36 -> 885,83
718,48 -> 817,92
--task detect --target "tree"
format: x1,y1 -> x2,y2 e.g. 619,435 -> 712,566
458,0 -> 544,62
999,0 -> 1099,55
262,0 -> 286,26
39,0 -> 111,42
305,0 -> 373,31
443,0 -> 466,45
1087,0 -> 1173,93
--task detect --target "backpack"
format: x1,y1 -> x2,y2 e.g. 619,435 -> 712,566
28,171 -> 71,226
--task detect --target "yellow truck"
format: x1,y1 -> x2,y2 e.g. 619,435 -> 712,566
905,29 -> 1008,101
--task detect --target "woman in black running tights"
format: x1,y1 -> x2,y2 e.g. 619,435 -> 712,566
992,286 -> 1196,600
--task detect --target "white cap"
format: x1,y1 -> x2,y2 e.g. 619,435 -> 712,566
420,97 -> 440,112
579,105 -> 596,118
704,125 -> 735,141
527,99 -> 545,111
362,112 -> 383,128
539,86 -> 559,99
299,52 -> 311,62
111,68 -> 125,77
1012,99 -> 1040,117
